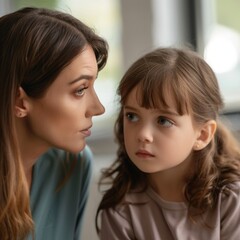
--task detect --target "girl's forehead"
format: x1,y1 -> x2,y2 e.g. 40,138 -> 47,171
126,85 -> 178,111
126,78 -> 191,116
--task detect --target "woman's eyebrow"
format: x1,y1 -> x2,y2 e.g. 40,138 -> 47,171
69,74 -> 95,85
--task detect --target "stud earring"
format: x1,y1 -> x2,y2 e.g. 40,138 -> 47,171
194,143 -> 200,150
17,112 -> 23,117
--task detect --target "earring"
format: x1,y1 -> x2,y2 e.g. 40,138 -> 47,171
194,143 -> 200,150
17,112 -> 23,117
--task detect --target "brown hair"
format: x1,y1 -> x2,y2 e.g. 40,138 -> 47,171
0,7 -> 108,240
96,47 -> 240,232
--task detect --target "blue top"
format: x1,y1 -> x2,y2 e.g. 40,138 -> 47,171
28,146 -> 92,240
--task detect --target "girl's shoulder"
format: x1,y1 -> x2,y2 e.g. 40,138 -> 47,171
220,181 -> 240,202
219,181 -> 240,218
221,181 -> 240,197
103,188 -> 150,224
218,181 -> 240,239
118,186 -> 187,211
112,188 -> 149,213
122,187 -> 150,204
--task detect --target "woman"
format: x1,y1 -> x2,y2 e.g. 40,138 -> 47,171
0,7 -> 108,240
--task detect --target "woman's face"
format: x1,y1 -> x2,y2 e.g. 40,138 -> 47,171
25,45 -> 105,153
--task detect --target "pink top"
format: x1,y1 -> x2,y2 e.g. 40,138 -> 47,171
100,182 -> 240,240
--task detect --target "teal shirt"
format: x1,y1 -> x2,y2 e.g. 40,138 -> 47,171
28,146 -> 92,240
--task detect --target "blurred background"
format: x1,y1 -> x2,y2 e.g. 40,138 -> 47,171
1,0 -> 240,239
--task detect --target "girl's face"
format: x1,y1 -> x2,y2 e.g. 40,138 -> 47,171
123,86 -> 200,176
25,45 -> 105,153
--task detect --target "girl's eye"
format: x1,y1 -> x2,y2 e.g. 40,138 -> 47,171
75,87 -> 88,97
157,116 -> 173,127
125,112 -> 139,122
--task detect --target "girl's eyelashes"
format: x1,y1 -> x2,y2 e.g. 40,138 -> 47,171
157,116 -> 174,127
125,111 -> 174,127
74,86 -> 88,97
125,112 -> 139,122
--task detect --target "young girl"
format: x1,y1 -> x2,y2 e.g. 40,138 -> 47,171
96,47 -> 240,239
0,7 -> 108,240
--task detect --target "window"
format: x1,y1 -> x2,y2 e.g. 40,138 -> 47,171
201,0 -> 240,113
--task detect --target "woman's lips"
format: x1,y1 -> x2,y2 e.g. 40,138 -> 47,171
80,126 -> 92,137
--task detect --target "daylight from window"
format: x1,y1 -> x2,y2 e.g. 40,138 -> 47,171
204,0 -> 240,112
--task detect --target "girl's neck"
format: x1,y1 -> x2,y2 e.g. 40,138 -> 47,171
148,158 -> 193,202
149,175 -> 185,202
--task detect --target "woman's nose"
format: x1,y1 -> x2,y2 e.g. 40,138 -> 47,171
94,99 -> 105,116
86,91 -> 105,117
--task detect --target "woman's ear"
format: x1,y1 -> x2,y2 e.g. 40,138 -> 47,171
15,87 -> 30,118
193,120 -> 217,151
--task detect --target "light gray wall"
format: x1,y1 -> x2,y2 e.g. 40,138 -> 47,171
119,0 -> 154,71
0,0 -> 13,16
152,0 -> 194,47
120,0 -> 198,72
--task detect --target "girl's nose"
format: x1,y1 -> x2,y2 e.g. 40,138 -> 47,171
86,91 -> 105,117
137,125 -> 153,143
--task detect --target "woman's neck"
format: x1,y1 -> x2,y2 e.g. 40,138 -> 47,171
21,146 -> 47,190
25,167 -> 33,190
16,119 -> 50,189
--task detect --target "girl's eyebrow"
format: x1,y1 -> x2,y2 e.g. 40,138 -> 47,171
124,106 -> 138,111
68,74 -> 97,85
156,109 -> 180,116
124,105 -> 179,116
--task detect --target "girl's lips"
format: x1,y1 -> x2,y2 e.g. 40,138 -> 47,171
135,150 -> 155,157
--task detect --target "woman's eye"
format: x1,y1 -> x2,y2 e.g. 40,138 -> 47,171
126,112 -> 139,122
75,87 -> 88,97
157,116 -> 173,127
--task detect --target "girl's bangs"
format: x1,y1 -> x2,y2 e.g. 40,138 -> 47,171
136,69 -> 190,115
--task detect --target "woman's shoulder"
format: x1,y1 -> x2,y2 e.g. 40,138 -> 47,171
34,145 -> 93,179
41,145 -> 92,166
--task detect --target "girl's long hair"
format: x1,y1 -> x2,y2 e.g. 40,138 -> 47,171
0,7 -> 108,240
96,47 -> 240,233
